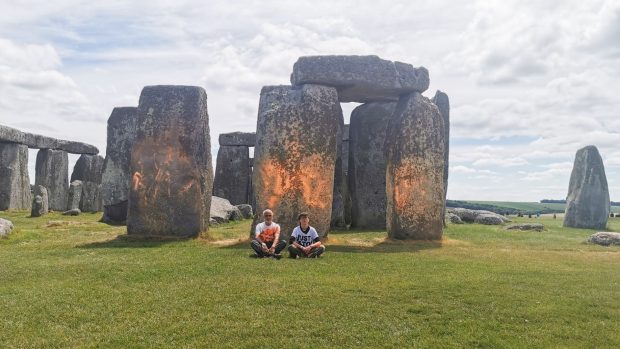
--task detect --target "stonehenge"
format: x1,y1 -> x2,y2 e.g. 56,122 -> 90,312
252,84 -> 341,239
212,132 -> 254,205
563,146 -> 610,229
101,107 -> 138,223
385,92 -> 445,240
127,85 -> 213,237
70,154 -> 105,212
348,102 -> 397,229
0,123 -> 99,213
0,142 -> 31,210
431,90 -> 450,225
35,149 -> 69,212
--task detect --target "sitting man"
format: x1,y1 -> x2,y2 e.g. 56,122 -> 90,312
288,212 -> 325,258
251,209 -> 286,259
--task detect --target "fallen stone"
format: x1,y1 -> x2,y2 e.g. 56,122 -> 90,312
212,145 -> 250,205
30,185 -> 48,217
506,223 -> 544,232
290,55 -> 429,103
128,85 -> 213,237
447,208 -> 510,224
252,84 -> 340,240
35,149 -> 69,212
348,102 -> 396,229
446,213 -> 463,224
563,145 -> 610,230
101,107 -> 138,223
67,180 -> 83,211
0,124 -> 99,155
211,196 -> 242,223
0,218 -> 13,238
474,213 -> 505,225
0,142 -> 31,210
589,232 -> 620,246
236,204 -> 253,219
386,92 -> 445,240
62,208 -> 81,216
218,132 -> 256,147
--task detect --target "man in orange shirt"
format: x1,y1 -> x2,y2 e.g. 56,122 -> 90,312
251,209 -> 286,259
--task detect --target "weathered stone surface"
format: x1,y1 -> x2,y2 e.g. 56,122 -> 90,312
35,149 -> 68,211
506,223 -> 544,231
30,185 -> 48,217
213,145 -> 250,205
432,90 -> 450,225
62,208 -> 81,216
563,146 -> 610,229
589,232 -> 620,246
331,112 -> 346,228
67,180 -> 83,210
446,213 -> 463,224
0,142 -> 31,210
447,208 -> 510,224
474,213 -> 505,225
252,84 -> 340,239
128,86 -> 213,237
348,102 -> 397,229
342,124 -> 351,226
218,132 -> 256,146
290,55 -> 430,103
211,196 -> 242,223
0,124 -> 99,154
71,154 -> 104,183
386,92 -> 445,240
101,107 -> 138,223
236,204 -> 253,219
0,218 -> 13,238
80,182 -> 102,212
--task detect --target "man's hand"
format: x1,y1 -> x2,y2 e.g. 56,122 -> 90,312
261,242 -> 269,253
268,246 -> 275,254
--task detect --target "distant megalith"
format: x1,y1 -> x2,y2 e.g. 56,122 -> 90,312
348,102 -> 396,229
0,142 -> 31,210
563,146 -> 610,230
330,112 -> 346,229
213,145 -> 250,205
291,55 -> 429,103
30,185 -> 48,217
218,132 -> 256,146
71,154 -> 104,212
35,149 -> 69,212
127,86 -> 213,237
431,90 -> 450,225
252,84 -> 340,239
101,107 -> 138,223
385,92 -> 445,240
67,180 -> 83,211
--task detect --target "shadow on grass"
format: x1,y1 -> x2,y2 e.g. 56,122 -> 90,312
220,238 -> 442,254
77,234 -> 192,249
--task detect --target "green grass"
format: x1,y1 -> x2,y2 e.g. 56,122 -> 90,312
460,200 -> 620,214
1,211 -> 619,348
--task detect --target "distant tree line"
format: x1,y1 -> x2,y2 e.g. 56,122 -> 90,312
540,199 -> 620,206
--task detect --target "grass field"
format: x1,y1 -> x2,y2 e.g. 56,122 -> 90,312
1,211 -> 619,348
457,200 -> 620,214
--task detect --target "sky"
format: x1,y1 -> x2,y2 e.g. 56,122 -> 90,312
0,0 -> 618,201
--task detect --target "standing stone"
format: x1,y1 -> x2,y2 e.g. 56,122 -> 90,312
128,85 -> 213,237
0,142 -> 31,210
431,90 -> 450,226
348,102 -> 397,229
101,107 -> 138,223
35,149 -> 68,212
330,113 -> 346,229
252,84 -> 340,239
563,146 -> 610,229
67,180 -> 83,210
71,154 -> 104,212
385,92 -> 445,240
212,145 -> 250,205
30,185 -> 48,217
218,132 -> 256,146
342,124 -> 352,226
